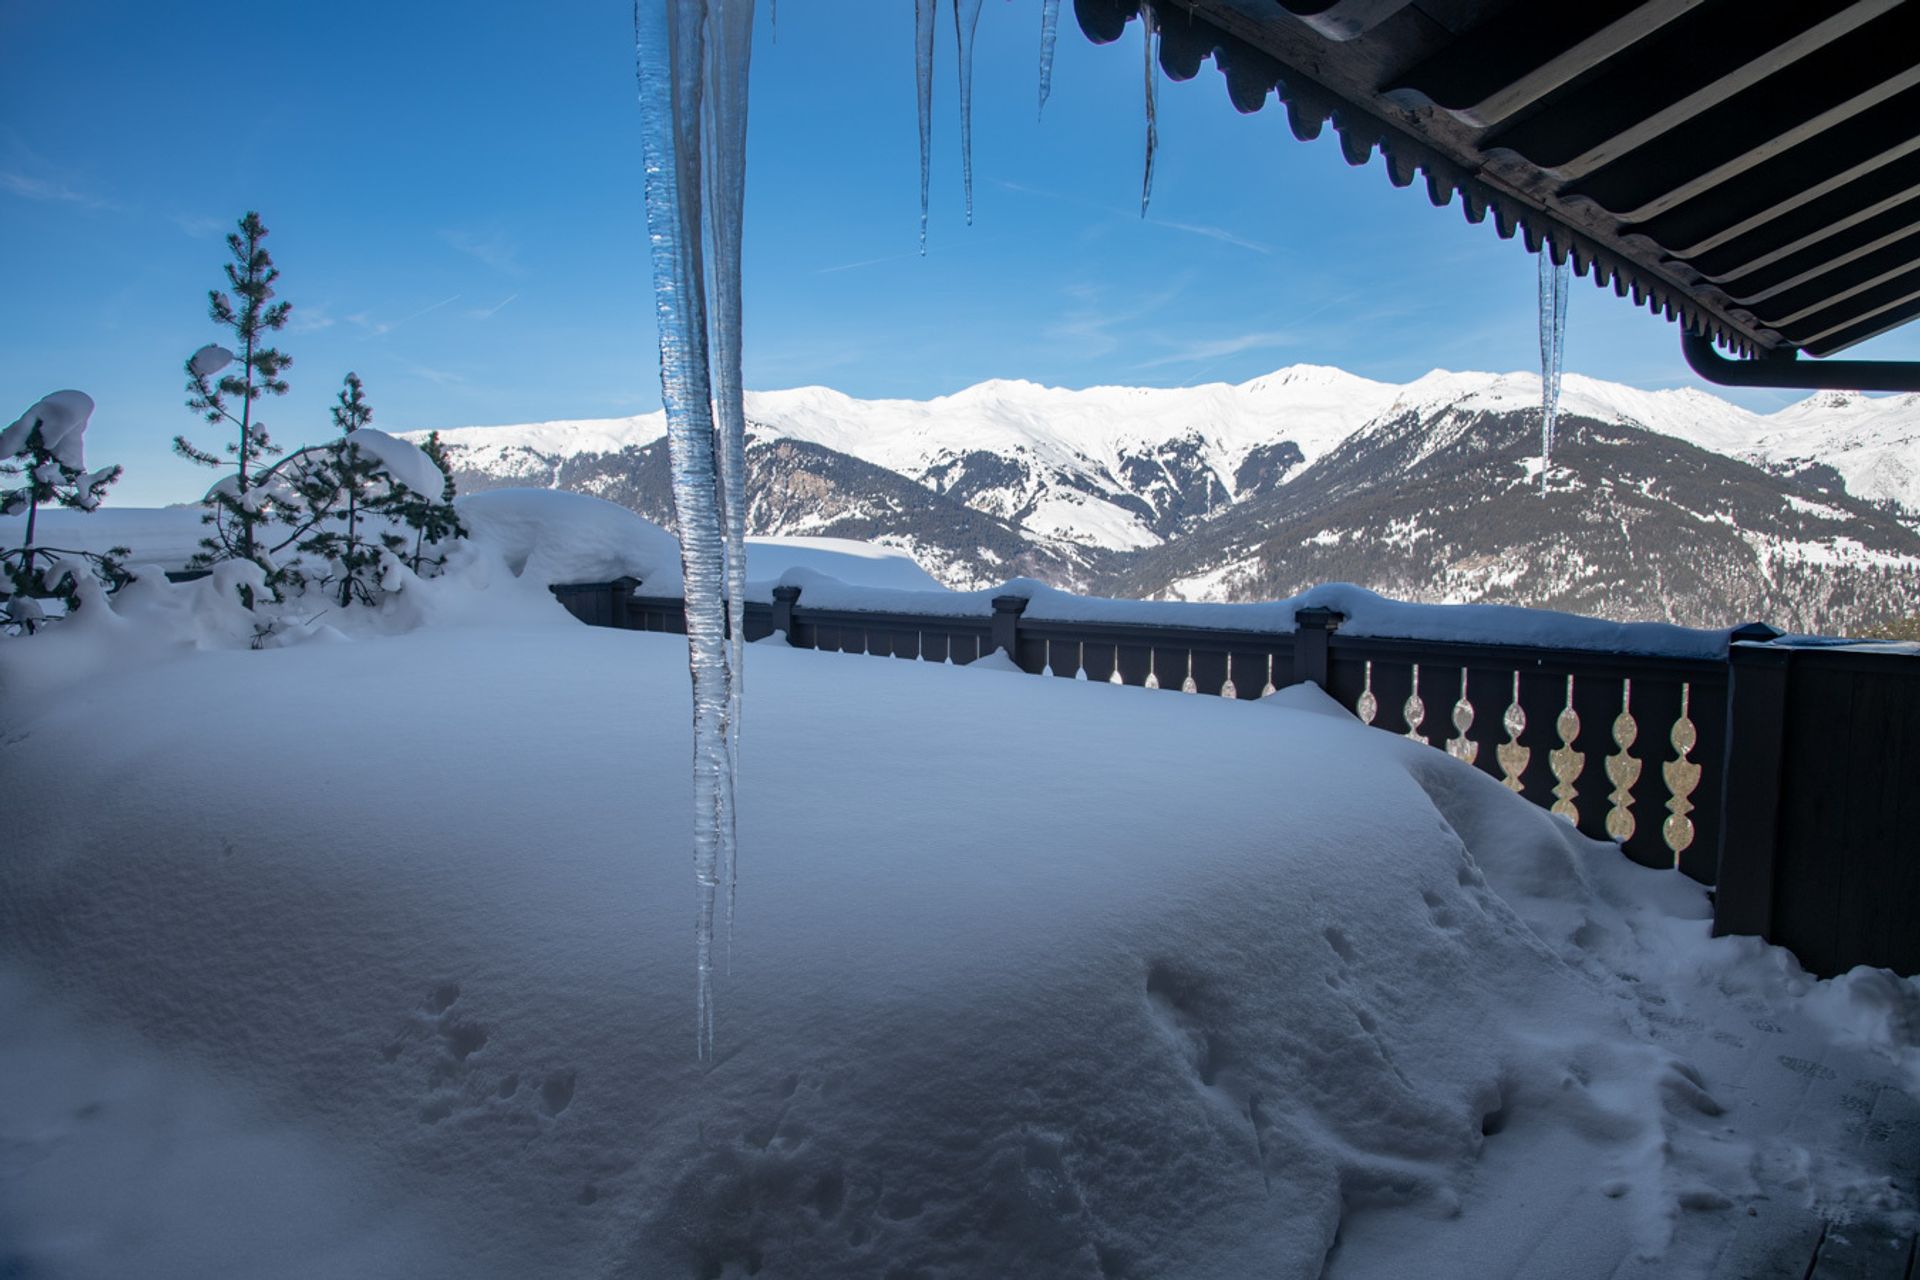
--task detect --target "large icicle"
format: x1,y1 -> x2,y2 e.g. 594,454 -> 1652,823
702,0 -> 754,953
1537,251 -> 1570,497
954,0 -> 985,225
1038,0 -> 1061,119
1140,3 -> 1158,217
636,0 -> 753,1061
915,0 -> 936,253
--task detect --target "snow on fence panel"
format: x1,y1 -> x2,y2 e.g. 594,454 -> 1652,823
547,576 -> 1920,979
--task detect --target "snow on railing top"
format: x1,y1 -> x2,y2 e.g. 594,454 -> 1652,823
749,569 -> 1742,661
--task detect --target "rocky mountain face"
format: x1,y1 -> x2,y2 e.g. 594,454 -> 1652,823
418,369 -> 1920,635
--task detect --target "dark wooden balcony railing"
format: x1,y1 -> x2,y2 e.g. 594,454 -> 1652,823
555,577 -> 1916,980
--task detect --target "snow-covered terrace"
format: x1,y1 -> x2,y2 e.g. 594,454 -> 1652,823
5,490 -> 1917,1277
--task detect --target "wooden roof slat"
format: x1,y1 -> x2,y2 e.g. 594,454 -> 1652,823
1801,292 -> 1920,356
1388,0 -> 1706,128
1713,195 -> 1920,299
1780,267 -> 1920,347
1482,0 -> 1901,181
1564,5 -> 1920,222
1751,228 -> 1920,323
1629,86 -> 1920,256
1684,157 -> 1920,280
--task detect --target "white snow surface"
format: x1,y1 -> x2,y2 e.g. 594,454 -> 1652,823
2,600 -> 1915,1278
1,390 -> 96,470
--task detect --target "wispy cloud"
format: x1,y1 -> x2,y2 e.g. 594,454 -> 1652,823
1045,276 -> 1193,359
348,294 -> 461,337
1140,329 -> 1302,368
1,170 -> 114,210
402,362 -> 467,387
467,292 -> 518,319
815,253 -> 918,275
440,226 -> 521,274
1144,217 -> 1272,255
288,302 -> 337,334
171,213 -> 227,239
998,179 -> 1273,256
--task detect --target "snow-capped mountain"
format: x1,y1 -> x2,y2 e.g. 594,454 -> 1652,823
411,367 -> 1920,632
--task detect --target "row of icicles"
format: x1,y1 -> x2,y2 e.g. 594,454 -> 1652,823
639,0 -> 1572,1061
929,0 -> 1568,490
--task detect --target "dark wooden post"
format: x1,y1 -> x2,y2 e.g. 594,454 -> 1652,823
1292,606 -> 1342,689
1712,632 -> 1791,941
991,595 -> 1028,661
771,584 -> 801,646
610,576 -> 639,630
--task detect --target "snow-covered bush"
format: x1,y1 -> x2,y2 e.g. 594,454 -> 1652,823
261,374 -> 467,606
1,390 -> 125,633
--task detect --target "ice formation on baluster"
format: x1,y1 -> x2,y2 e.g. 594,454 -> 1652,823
1141,3 -> 1159,216
1038,0 -> 1061,118
1537,251 -> 1570,497
915,0 -> 936,253
635,0 -> 755,1061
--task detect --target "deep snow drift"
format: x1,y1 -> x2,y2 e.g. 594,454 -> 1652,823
2,555 -> 1915,1277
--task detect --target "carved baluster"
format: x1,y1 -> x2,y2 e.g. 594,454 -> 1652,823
1662,683 -> 1702,859
1446,666 -> 1477,763
1604,678 -> 1641,843
1403,663 -> 1427,743
1221,654 -> 1237,701
1496,672 -> 1528,792
1180,651 -> 1198,694
1108,644 -> 1124,685
1144,650 -> 1160,690
1549,675 -> 1583,820
1075,641 -> 1088,681
1042,639 -> 1055,677
1356,660 -> 1378,725
1260,653 -> 1276,698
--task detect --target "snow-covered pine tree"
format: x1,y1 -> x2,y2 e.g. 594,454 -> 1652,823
1,391 -> 127,633
384,429 -> 466,575
174,211 -> 292,589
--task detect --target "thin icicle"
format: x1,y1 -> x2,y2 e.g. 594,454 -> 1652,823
1537,250 -> 1570,497
1140,3 -> 1158,217
635,0 -> 751,1061
915,0 -> 936,253
702,0 -> 754,960
1038,0 -> 1061,119
953,0 -> 985,225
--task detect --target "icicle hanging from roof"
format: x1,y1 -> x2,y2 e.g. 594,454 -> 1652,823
1038,0 -> 1061,119
954,0 -> 985,225
634,0 -> 755,1061
915,0 -> 936,253
1140,2 -> 1158,217
1537,250 -> 1570,497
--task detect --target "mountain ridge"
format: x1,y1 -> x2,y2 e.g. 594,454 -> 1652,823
407,366 -> 1920,633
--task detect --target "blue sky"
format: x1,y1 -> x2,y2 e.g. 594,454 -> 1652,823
6,0 -> 1917,506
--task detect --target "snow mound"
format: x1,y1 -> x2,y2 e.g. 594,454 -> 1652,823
744,535 -> 945,599
3,626 -> 1911,1277
455,487 -> 683,591
350,428 -> 449,500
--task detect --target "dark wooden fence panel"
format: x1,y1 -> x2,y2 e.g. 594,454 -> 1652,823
550,580 -> 1915,977
1762,650 -> 1920,978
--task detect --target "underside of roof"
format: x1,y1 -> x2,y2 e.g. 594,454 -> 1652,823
1074,0 -> 1920,361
